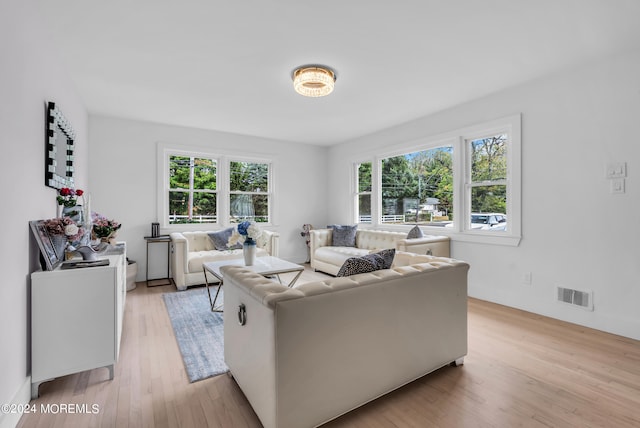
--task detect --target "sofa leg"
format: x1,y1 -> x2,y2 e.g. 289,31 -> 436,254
450,357 -> 464,367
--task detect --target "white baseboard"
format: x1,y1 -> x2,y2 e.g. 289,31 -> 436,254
0,377 -> 31,428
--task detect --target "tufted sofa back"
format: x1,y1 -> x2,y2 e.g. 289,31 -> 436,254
221,252 -> 465,308
355,229 -> 407,250
310,228 -> 407,255
179,230 -> 277,254
181,231 -> 216,252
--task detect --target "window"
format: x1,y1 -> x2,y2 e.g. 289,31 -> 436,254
168,155 -> 217,224
379,146 -> 453,226
355,162 -> 372,223
459,115 -> 521,244
466,134 -> 507,232
158,144 -> 273,229
229,160 -> 270,223
354,115 -> 521,245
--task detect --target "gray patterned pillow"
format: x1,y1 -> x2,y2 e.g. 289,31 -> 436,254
337,249 -> 395,277
372,248 -> 395,269
328,224 -> 358,247
407,225 -> 424,239
337,256 -> 378,277
208,227 -> 242,251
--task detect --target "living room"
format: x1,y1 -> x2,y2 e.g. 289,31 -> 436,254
3,1 -> 640,427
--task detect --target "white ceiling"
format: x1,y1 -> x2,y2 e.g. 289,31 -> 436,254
34,0 -> 640,146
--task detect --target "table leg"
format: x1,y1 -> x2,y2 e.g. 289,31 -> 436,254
275,269 -> 304,288
287,269 -> 304,288
211,283 -> 223,312
203,267 -> 224,312
146,241 -> 150,283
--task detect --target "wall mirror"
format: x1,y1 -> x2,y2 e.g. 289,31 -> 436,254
45,101 -> 75,190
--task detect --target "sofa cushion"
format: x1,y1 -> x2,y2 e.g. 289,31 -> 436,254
337,249 -> 396,277
314,246 -> 370,267
407,225 -> 424,239
208,227 -> 241,251
328,224 -> 357,247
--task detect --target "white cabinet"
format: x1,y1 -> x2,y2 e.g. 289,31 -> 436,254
30,248 -> 126,398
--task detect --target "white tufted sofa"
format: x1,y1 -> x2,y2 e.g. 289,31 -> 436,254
222,251 -> 469,428
310,228 -> 450,275
169,230 -> 279,290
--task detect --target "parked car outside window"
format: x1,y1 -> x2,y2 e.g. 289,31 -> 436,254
471,213 -> 507,231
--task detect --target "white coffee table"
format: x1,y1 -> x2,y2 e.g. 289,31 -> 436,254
202,256 -> 304,312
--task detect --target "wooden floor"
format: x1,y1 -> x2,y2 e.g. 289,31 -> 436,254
18,266 -> 640,428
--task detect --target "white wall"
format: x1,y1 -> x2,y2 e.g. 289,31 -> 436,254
88,116 -> 328,280
327,48 -> 640,340
3,7 -> 637,426
0,1 -> 88,425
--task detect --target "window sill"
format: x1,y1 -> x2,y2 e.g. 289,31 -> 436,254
447,231 -> 521,247
361,223 -> 521,247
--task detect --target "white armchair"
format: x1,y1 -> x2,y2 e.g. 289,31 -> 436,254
170,230 -> 279,290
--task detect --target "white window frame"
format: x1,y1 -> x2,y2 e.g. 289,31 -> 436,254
353,114 -> 521,246
455,115 -> 521,245
353,160 -> 373,224
157,143 -> 275,231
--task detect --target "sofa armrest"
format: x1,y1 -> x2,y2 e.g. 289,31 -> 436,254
170,232 -> 189,290
258,230 -> 280,257
309,229 -> 332,270
395,235 -> 450,257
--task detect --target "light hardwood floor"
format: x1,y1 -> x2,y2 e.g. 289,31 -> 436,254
18,267 -> 640,428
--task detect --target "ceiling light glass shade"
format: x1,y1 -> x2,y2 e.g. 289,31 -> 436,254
292,66 -> 336,97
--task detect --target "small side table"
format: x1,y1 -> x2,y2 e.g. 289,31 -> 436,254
144,235 -> 173,287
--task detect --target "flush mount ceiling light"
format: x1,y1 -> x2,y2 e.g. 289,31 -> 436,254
292,65 -> 337,97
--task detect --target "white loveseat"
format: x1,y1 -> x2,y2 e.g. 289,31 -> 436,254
310,228 -> 450,275
222,251 -> 469,428
169,230 -> 279,290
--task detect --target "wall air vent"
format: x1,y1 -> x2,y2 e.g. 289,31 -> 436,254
556,286 -> 594,311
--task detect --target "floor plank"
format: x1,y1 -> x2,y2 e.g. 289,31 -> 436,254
18,265 -> 640,427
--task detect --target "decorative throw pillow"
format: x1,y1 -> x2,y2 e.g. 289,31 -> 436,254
336,249 -> 396,277
208,227 -> 241,251
407,225 -> 424,239
337,256 -> 378,277
328,224 -> 358,247
373,248 -> 396,269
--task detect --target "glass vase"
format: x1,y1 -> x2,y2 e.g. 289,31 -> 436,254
62,205 -> 83,223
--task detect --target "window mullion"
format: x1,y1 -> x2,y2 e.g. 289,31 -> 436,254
218,157 -> 229,227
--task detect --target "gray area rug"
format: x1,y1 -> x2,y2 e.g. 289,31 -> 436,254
163,287 -> 228,382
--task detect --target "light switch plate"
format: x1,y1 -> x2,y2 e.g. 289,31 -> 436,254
606,162 -> 627,178
611,178 -> 625,194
